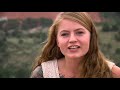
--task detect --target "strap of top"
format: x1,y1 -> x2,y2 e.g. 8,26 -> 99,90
106,61 -> 115,70
41,60 -> 60,78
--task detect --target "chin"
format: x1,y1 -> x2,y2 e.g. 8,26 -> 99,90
67,55 -> 82,59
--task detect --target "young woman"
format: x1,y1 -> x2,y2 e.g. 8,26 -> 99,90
31,12 -> 120,78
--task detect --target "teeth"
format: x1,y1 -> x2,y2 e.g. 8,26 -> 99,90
70,46 -> 77,49
68,46 -> 80,49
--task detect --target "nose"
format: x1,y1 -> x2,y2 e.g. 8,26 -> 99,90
69,33 -> 77,43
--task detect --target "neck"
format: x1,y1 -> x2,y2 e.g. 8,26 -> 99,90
64,57 -> 83,74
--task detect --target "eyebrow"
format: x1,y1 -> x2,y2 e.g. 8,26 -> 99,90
60,30 -> 69,33
60,28 -> 85,33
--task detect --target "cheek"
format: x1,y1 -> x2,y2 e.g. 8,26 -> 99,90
57,41 -> 66,55
57,38 -> 67,53
82,35 -> 90,49
57,39 -> 66,48
57,36 -> 67,47
85,37 -> 90,46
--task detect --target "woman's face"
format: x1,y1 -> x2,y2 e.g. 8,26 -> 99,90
57,19 -> 90,59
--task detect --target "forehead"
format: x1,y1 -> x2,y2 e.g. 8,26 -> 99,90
57,19 -> 87,31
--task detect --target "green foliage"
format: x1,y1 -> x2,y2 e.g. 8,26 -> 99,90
22,18 -> 40,30
0,14 -> 120,78
0,21 -> 7,29
114,32 -> 120,41
1,18 -> 53,31
115,48 -> 120,54
99,12 -> 120,64
101,12 -> 120,32
0,30 -> 8,65
22,18 -> 53,30
39,18 -> 53,27
5,19 -> 20,30
0,19 -> 48,77
102,22 -> 119,32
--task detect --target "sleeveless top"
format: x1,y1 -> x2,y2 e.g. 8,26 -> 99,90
41,59 -> 115,78
41,60 -> 60,78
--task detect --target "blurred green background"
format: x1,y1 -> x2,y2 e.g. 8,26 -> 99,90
0,12 -> 120,78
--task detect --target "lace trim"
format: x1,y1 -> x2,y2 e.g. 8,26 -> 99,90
106,61 -> 115,70
41,60 -> 115,78
41,60 -> 60,78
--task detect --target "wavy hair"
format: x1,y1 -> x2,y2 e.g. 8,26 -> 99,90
33,12 -> 112,78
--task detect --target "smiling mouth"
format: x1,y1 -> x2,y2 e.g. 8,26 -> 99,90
68,45 -> 80,49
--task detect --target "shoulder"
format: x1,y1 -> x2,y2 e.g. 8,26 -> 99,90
107,61 -> 120,78
106,60 -> 115,70
106,60 -> 120,78
111,65 -> 120,78
41,59 -> 60,78
41,59 -> 57,68
30,66 -> 43,78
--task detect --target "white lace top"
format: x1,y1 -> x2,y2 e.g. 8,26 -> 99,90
41,60 -> 60,78
41,59 -> 115,78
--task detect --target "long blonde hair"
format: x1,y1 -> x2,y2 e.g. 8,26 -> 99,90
33,12 -> 112,78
